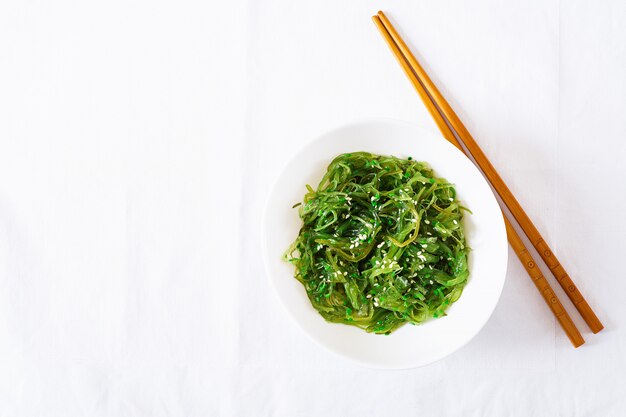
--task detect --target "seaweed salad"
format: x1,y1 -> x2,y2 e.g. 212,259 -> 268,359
285,152 -> 470,334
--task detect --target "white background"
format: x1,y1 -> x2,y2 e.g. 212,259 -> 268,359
1,0 -> 625,416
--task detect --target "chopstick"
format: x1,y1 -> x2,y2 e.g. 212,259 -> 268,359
372,12 -> 587,347
374,11 -> 603,335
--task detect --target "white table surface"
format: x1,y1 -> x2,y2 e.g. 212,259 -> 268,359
1,1 -> 625,416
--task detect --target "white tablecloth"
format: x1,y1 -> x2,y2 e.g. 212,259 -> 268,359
1,1 -> 625,415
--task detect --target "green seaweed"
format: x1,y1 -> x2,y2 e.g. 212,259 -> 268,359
285,152 -> 470,334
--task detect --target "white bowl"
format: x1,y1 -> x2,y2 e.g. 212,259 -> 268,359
262,119 -> 507,369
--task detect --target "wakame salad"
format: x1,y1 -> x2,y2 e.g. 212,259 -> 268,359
285,152 -> 470,335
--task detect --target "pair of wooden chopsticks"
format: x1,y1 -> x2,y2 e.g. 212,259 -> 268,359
372,11 -> 603,347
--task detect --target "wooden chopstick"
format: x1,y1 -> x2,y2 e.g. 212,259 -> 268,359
375,11 -> 603,335
372,13 -> 586,347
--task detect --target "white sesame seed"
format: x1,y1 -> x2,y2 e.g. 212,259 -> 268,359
425,220 -> 430,224
430,280 -> 434,284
